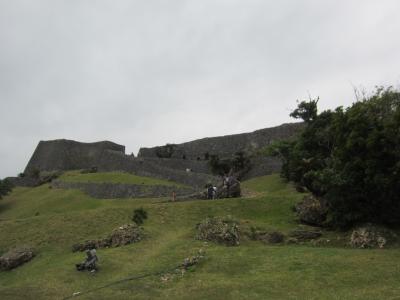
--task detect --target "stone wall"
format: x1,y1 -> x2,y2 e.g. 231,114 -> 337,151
51,180 -> 194,199
242,157 -> 283,180
20,122 -> 301,190
97,150 -> 218,189
5,176 -> 41,187
138,122 -> 303,159
25,139 -> 125,174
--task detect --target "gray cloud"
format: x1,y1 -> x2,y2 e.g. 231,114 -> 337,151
1,0 -> 400,177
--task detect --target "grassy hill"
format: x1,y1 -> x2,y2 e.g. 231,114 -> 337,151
0,174 -> 399,299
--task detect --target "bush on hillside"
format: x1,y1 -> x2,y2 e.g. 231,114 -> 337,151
0,178 -> 14,199
132,208 -> 148,225
268,87 -> 400,228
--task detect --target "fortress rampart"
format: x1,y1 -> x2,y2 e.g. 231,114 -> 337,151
138,123 -> 303,159
20,122 -> 303,190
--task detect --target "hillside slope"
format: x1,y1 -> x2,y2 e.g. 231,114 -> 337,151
0,175 -> 399,300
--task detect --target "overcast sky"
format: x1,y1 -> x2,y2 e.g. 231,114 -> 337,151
1,0 -> 400,178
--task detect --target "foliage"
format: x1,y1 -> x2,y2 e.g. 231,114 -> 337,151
208,152 -> 252,177
0,178 -> 14,199
269,87 -> 400,227
132,207 -> 148,225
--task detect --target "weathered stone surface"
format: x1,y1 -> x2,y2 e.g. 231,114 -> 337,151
5,176 -> 41,187
289,229 -> 322,241
72,224 -> 142,252
350,224 -> 396,249
0,247 -> 35,271
6,171 -> 62,187
242,156 -> 283,180
20,123 -> 303,189
25,139 -> 125,174
109,224 -> 143,247
139,123 -> 304,160
196,216 -> 240,246
51,180 -> 194,199
295,195 -> 327,226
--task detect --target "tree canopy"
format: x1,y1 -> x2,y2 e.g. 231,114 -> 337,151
269,87 -> 400,227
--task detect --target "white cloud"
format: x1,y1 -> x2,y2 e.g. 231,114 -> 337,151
0,0 -> 400,177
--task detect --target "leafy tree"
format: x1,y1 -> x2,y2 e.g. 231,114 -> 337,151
208,152 -> 252,177
269,87 -> 400,227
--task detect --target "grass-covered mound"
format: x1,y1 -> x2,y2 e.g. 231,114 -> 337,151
0,175 -> 399,299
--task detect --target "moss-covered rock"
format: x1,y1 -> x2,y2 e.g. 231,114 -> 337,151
350,224 -> 396,249
196,216 -> 240,246
0,247 -> 35,271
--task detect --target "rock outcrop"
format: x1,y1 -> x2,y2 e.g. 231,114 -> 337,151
72,224 -> 143,252
350,224 -> 396,249
0,247 -> 35,271
295,195 -> 327,226
196,216 -> 240,246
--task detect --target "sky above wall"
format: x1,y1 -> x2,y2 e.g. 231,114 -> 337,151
1,0 -> 400,178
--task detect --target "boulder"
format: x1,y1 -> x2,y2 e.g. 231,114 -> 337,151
295,195 -> 327,226
109,224 -> 142,247
350,224 -> 396,249
72,224 -> 142,252
0,247 -> 35,271
196,216 -> 240,246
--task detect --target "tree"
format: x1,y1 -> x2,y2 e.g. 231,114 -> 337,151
268,87 -> 400,227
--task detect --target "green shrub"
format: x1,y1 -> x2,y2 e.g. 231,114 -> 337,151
269,87 -> 400,228
132,208 -> 148,225
208,152 -> 252,178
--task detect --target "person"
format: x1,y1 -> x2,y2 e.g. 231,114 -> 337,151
207,185 -> 214,199
172,191 -> 176,202
76,249 -> 98,272
212,186 -> 217,199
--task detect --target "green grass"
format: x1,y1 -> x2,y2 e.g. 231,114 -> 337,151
0,174 -> 399,299
58,171 -> 184,186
